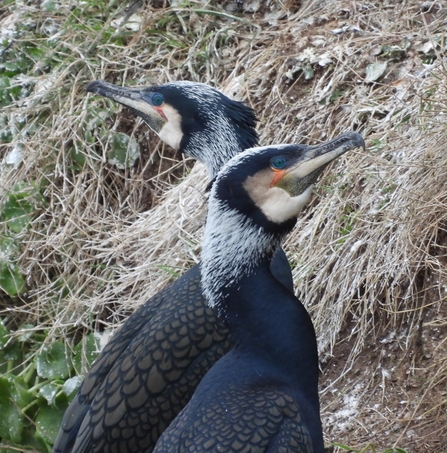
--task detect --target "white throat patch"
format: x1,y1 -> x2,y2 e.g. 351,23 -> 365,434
157,104 -> 183,150
243,168 -> 314,223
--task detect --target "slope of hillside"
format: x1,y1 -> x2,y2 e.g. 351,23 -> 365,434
1,0 -> 447,451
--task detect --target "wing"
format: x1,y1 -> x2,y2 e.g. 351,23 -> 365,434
53,250 -> 291,453
152,382 -> 315,453
53,264 -> 231,453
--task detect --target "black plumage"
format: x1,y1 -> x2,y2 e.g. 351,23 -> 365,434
153,132 -> 365,453
54,81 -> 293,453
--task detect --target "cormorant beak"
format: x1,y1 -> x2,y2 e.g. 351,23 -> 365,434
86,80 -> 168,133
275,132 -> 365,196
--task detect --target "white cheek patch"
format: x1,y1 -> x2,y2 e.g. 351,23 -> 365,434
259,186 -> 314,223
157,104 -> 184,150
112,97 -> 184,151
244,170 -> 313,223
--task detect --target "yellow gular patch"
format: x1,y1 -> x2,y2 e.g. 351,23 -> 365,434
157,104 -> 184,150
243,169 -> 314,223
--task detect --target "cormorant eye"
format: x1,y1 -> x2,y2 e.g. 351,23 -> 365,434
270,155 -> 286,170
152,93 -> 164,107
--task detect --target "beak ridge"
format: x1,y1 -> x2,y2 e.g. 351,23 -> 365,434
86,80 -> 144,102
276,131 -> 365,196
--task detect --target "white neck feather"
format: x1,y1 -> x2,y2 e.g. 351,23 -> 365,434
187,113 -> 241,180
201,199 -> 279,311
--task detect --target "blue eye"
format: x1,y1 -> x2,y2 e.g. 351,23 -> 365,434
270,155 -> 286,170
152,93 -> 164,107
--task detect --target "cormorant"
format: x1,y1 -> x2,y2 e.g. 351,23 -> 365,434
54,81 -> 293,453
84,80 -> 258,180
153,132 -> 365,453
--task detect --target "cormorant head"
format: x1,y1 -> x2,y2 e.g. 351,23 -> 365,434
86,80 -> 258,179
213,131 -> 365,233
201,132 -> 365,307
202,131 -> 365,310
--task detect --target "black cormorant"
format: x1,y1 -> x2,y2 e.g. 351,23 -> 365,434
153,132 -> 365,453
85,80 -> 258,180
54,81 -> 293,453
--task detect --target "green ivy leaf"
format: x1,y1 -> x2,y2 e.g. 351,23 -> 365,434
17,324 -> 36,343
35,404 -> 66,445
70,146 -> 87,167
1,183 -> 35,232
62,376 -> 81,399
108,132 -> 140,169
73,333 -> 100,374
0,237 -> 19,258
35,342 -> 72,380
0,377 -> 26,443
303,64 -> 314,80
39,383 -> 59,405
0,262 -> 26,296
12,376 -> 32,408
3,340 -> 21,361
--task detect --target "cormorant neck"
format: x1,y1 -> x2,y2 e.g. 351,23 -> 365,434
201,199 -> 283,312
181,119 -> 257,180
201,198 -> 319,406
203,231 -> 319,394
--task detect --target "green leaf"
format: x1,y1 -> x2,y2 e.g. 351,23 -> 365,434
365,62 -> 387,83
12,376 -> 32,408
381,45 -> 406,61
0,262 -> 26,296
1,206 -> 32,232
303,64 -> 314,80
108,132 -> 140,169
17,324 -> 36,343
0,237 -> 19,258
0,377 -> 26,443
42,0 -> 56,12
73,333 -> 100,374
3,340 -> 21,361
1,184 -> 35,232
62,376 -> 82,398
70,146 -> 87,166
35,342 -> 72,380
39,383 -> 59,405
35,404 -> 66,445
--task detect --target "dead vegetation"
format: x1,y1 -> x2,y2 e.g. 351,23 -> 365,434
1,0 -> 447,451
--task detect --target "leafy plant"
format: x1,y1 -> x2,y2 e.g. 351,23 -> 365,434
108,132 -> 140,169
0,182 -> 45,297
0,319 -> 100,453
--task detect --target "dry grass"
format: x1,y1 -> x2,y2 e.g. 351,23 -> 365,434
1,0 -> 447,450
